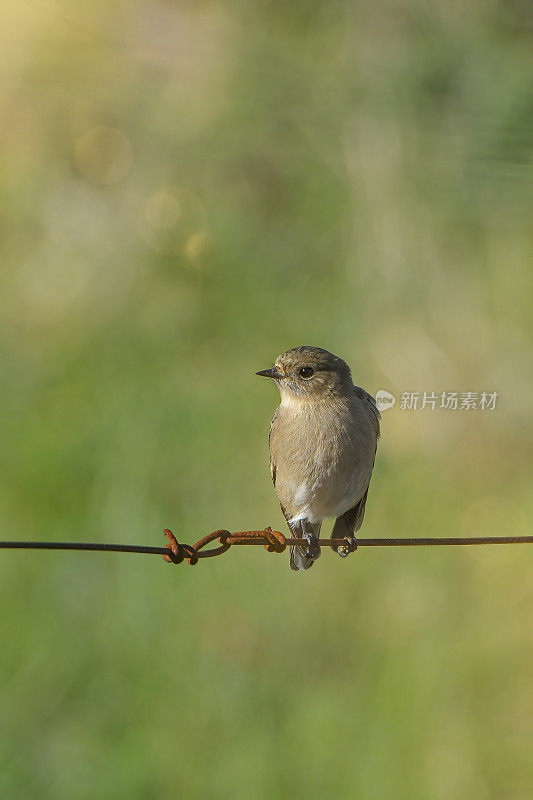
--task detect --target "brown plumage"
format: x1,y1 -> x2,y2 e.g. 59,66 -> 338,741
257,346 -> 380,570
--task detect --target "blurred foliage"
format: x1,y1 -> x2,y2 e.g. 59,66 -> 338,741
0,1 -> 532,798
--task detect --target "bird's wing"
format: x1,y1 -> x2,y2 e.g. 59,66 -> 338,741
331,404 -> 379,543
353,385 -> 381,438
268,408 -> 293,523
333,486 -> 370,537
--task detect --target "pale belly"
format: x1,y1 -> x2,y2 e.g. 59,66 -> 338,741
288,479 -> 365,523
285,452 -> 371,524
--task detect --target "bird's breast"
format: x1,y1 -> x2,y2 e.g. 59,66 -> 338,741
270,398 -> 376,523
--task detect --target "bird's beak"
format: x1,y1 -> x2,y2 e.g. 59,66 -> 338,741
256,367 -> 283,380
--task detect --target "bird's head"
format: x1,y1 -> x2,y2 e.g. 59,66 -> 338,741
256,346 -> 353,403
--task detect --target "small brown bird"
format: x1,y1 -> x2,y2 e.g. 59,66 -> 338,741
257,346 -> 380,570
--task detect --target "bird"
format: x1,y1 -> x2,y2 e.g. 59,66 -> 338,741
256,346 -> 380,571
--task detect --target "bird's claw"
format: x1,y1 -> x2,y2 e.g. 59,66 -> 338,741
304,533 -> 321,560
337,535 -> 358,558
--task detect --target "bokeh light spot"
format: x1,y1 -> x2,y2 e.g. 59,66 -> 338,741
144,191 -> 181,230
185,231 -> 209,263
139,186 -> 206,256
74,126 -> 134,185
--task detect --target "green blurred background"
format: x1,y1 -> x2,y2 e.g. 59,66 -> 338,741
1,2 -> 532,798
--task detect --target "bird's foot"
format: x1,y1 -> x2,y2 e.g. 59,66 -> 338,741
337,535 -> 358,558
303,533 -> 321,561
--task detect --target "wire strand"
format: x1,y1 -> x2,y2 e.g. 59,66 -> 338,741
0,541 -> 167,554
1,534 -> 532,559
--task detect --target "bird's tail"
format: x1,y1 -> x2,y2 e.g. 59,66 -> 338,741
289,521 -> 322,571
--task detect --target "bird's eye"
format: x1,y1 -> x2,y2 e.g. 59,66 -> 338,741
299,366 -> 314,379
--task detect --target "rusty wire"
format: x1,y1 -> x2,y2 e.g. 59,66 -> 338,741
0,529 -> 532,566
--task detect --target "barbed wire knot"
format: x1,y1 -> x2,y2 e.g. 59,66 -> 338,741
223,528 -> 287,552
261,526 -> 286,553
162,527 -> 287,565
163,529 -> 199,565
